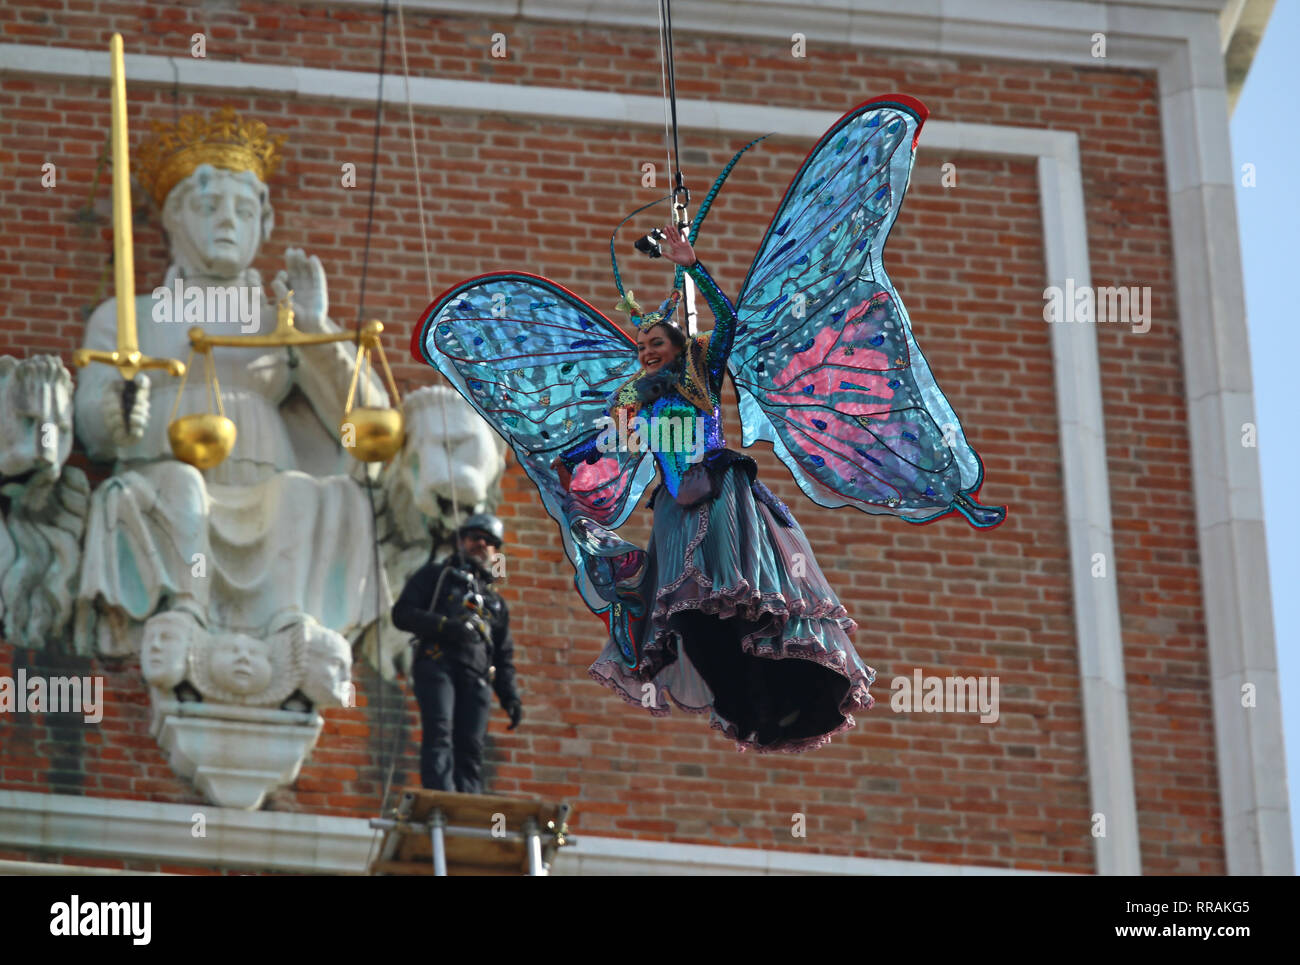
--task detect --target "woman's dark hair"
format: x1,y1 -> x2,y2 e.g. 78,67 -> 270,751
647,322 -> 687,351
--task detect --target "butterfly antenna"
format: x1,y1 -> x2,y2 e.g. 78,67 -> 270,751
610,193 -> 672,299
672,134 -> 772,290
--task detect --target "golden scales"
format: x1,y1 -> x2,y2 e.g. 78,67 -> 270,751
73,35 -> 404,469
165,299 -> 405,467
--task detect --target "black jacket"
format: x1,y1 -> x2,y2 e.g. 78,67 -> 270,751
392,550 -> 520,708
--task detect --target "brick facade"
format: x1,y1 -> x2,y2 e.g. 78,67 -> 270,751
0,3 -> 1219,873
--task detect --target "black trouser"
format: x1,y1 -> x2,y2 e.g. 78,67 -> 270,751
412,647 -> 493,793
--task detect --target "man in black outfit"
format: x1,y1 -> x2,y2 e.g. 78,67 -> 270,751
392,513 -> 523,794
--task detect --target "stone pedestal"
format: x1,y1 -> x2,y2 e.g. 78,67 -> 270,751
150,697 -> 324,810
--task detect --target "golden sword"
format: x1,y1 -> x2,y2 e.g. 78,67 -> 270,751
72,34 -> 186,385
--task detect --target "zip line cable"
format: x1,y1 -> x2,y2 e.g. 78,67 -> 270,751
655,0 -> 675,222
353,0 -> 401,833
655,0 -> 698,332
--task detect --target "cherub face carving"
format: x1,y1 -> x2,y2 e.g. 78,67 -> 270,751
208,633 -> 273,697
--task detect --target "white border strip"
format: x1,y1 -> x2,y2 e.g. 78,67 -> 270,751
2,0 -> 1286,872
0,43 -> 1048,145
1039,148 -> 1141,875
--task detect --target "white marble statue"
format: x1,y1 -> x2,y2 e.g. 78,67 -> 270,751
0,355 -> 89,651
73,147 -> 391,681
62,107 -> 509,806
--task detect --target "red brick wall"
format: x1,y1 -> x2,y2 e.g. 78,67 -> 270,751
0,4 -> 1218,873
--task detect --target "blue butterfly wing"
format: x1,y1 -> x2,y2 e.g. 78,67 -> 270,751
731,96 -> 1005,527
412,272 -> 657,612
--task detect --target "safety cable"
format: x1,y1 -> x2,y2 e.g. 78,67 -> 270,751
654,0 -> 700,332
660,0 -> 684,207
396,1 -> 434,301
367,0 -> 470,836
397,0 -> 461,526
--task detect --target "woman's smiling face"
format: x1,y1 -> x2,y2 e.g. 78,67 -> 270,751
636,324 -> 682,373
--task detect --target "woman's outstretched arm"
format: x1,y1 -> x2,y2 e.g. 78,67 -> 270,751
659,223 -> 738,383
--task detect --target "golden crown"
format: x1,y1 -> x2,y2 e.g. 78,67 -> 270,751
134,106 -> 286,207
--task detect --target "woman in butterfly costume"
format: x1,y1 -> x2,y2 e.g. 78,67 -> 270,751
412,95 -> 1005,753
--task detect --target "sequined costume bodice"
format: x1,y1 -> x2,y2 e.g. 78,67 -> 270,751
560,260 -> 737,499
629,384 -> 727,497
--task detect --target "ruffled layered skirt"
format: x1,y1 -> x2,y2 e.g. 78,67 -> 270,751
588,457 -> 875,753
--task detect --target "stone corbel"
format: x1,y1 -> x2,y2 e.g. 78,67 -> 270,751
149,697 -> 324,810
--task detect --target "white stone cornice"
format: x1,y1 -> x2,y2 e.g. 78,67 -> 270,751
0,44 -> 1112,154
286,0 -> 1221,75
0,858 -> 171,876
1220,0 -> 1275,109
0,790 -> 373,874
0,791 -> 1071,875
0,44 -> 1115,147
554,832 -> 1076,876
1152,13 -> 1289,875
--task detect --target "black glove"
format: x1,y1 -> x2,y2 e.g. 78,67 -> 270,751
504,699 -> 523,731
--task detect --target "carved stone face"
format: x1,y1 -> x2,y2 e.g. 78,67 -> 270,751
208,633 -> 273,697
164,166 -> 266,277
301,625 -> 353,708
0,356 -> 73,479
399,386 -> 506,518
297,632 -> 351,707
140,612 -> 194,690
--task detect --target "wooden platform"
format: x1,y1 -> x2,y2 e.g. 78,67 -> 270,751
368,788 -> 573,876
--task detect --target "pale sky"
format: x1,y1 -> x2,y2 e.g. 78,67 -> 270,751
1229,0 -> 1298,872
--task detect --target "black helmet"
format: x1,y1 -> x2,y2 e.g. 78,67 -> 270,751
457,512 -> 504,549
